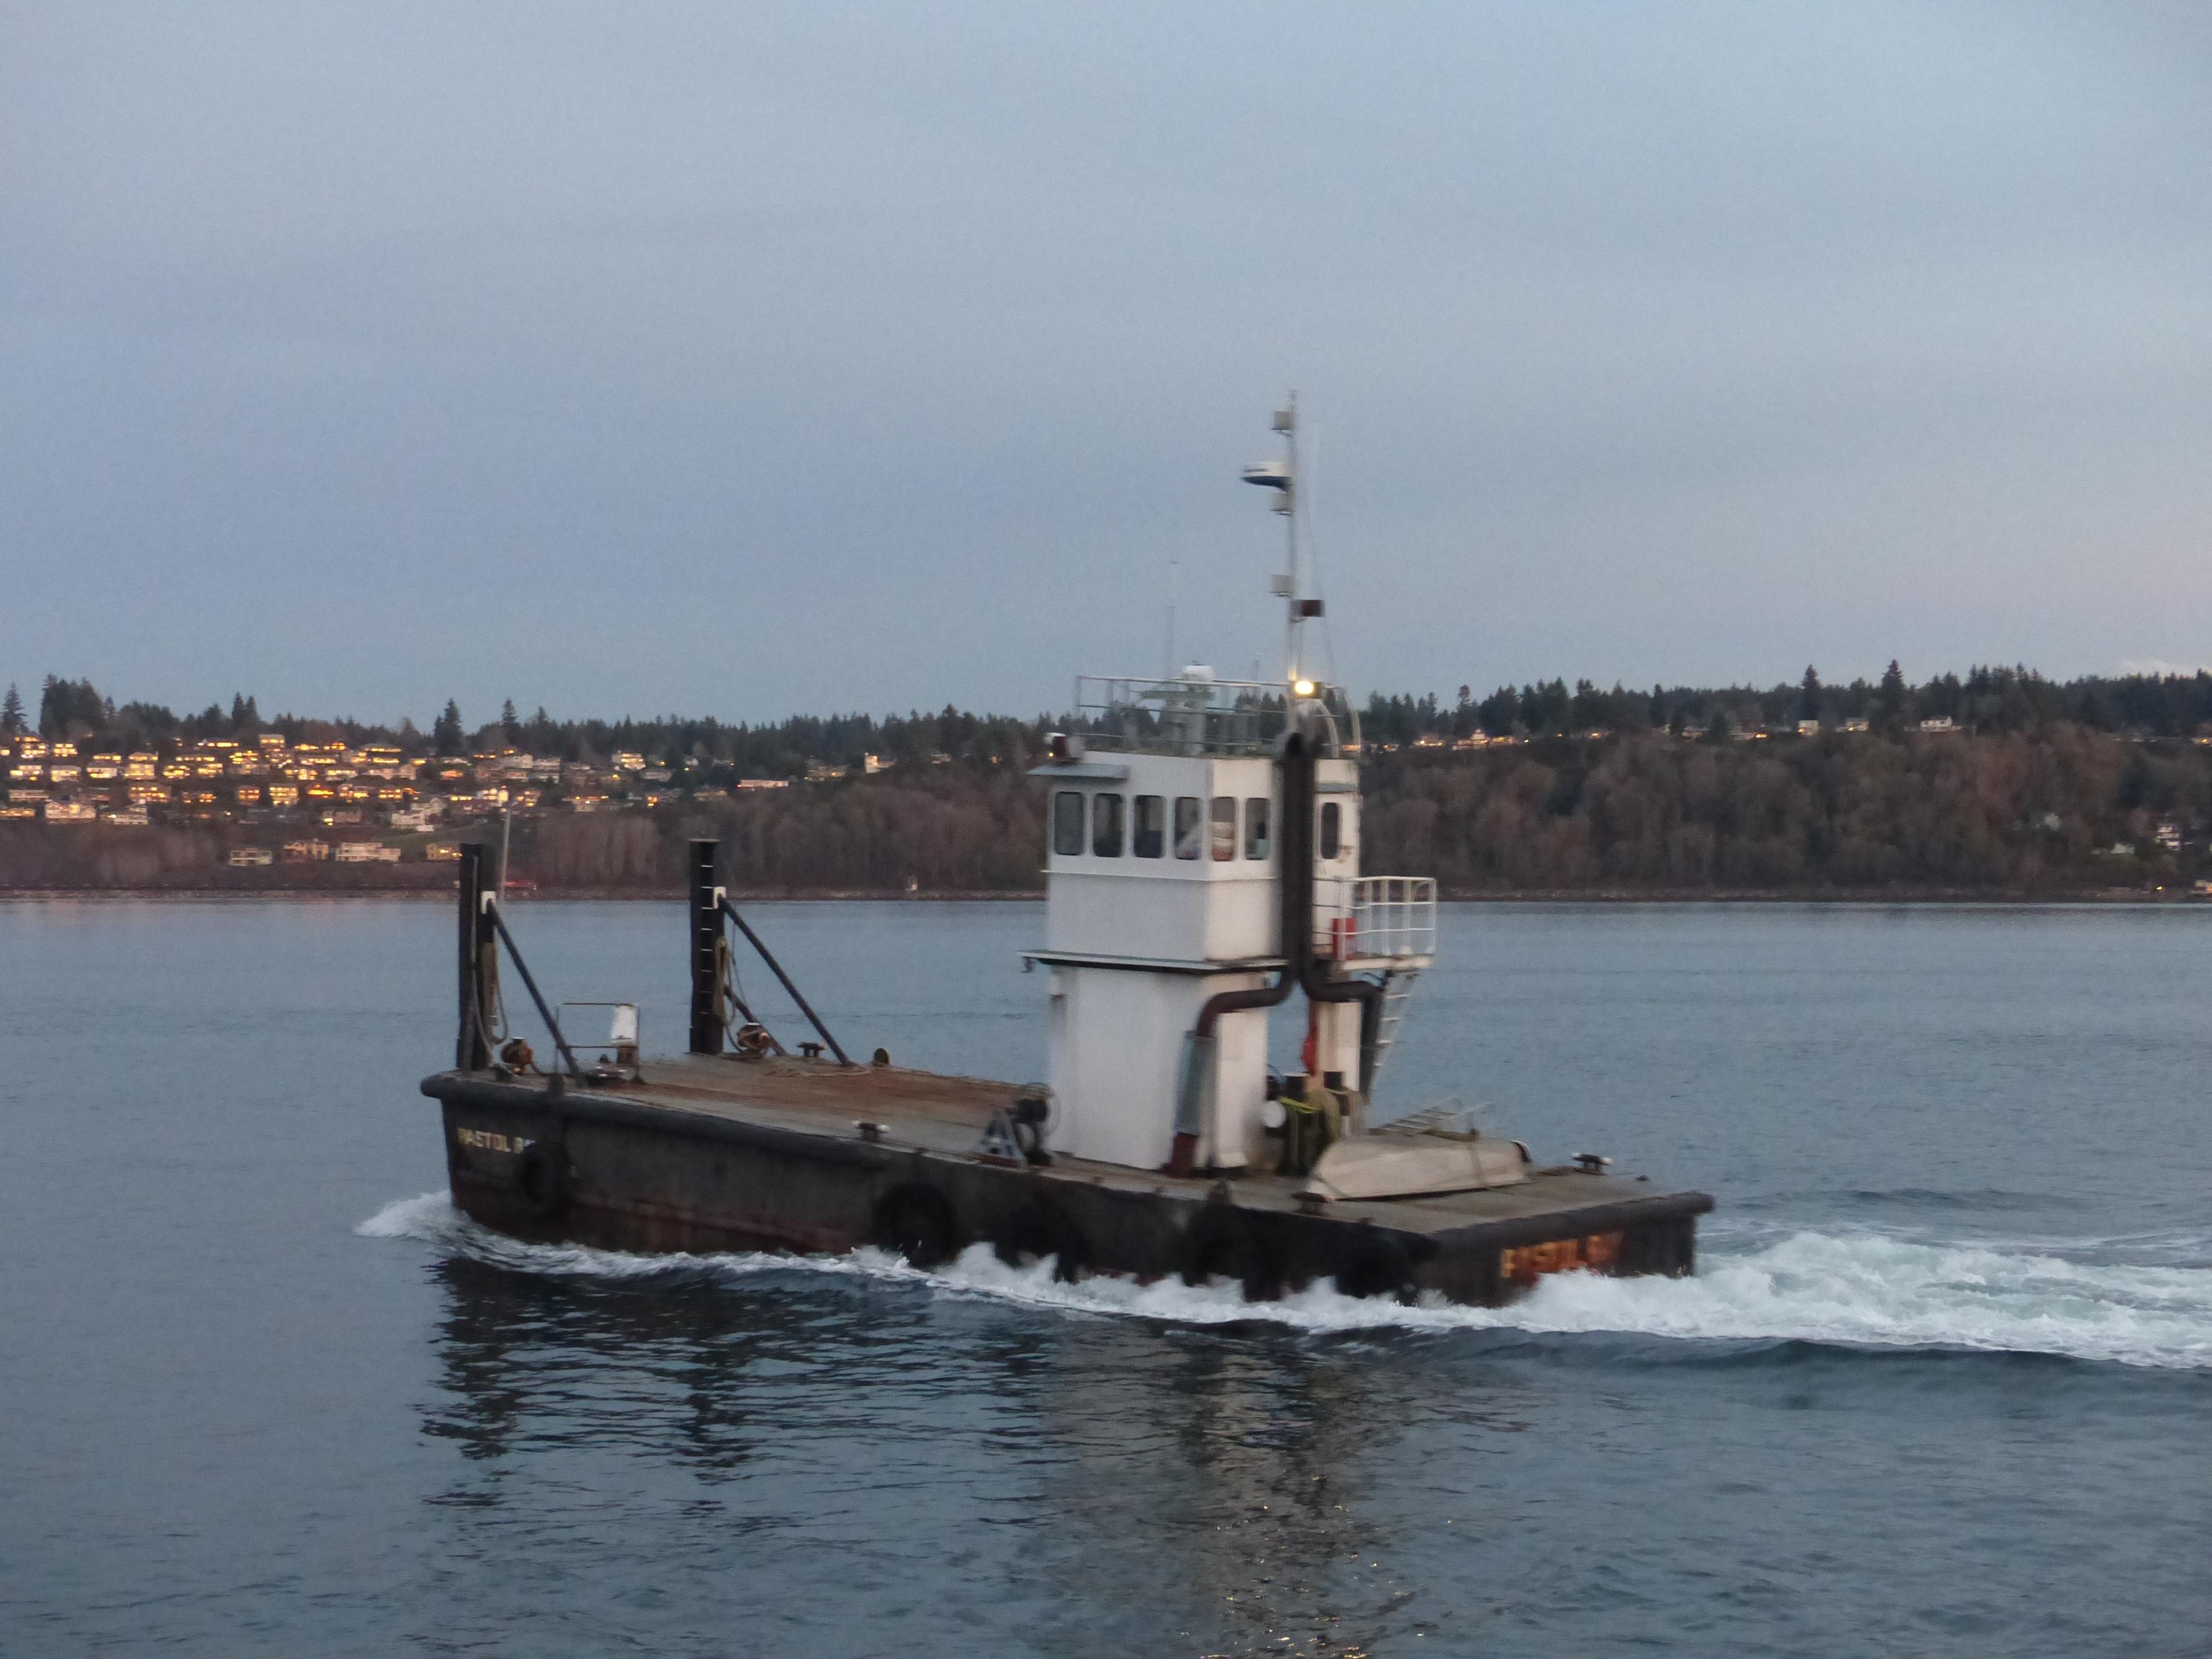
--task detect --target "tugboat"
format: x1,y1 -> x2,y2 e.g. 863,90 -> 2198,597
421,406 -> 1711,1305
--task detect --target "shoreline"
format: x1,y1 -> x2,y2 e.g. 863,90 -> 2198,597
0,885 -> 2198,906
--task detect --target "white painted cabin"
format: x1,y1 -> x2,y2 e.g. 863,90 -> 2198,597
1027,671 -> 1430,1175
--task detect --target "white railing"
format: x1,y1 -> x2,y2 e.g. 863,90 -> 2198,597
1317,875 -> 1437,961
1069,674 -> 1358,759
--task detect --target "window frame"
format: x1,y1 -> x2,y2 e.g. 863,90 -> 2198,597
1092,791 -> 1125,858
1132,794 -> 1165,858
1244,797 -> 1271,861
1052,790 -> 1084,857
1209,796 -> 1237,862
1173,796 -> 1203,860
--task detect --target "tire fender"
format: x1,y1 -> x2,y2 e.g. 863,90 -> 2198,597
1332,1223 -> 1422,1305
514,1139 -> 569,1219
874,1182 -> 959,1269
992,1198 -> 1090,1283
1177,1202 -> 1284,1302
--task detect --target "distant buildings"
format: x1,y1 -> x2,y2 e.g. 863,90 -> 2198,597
333,842 -> 401,863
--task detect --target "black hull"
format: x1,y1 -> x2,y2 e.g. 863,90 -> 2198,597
426,1072 -> 1712,1308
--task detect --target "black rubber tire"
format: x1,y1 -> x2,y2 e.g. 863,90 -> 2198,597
1177,1205 -> 1283,1302
1332,1228 -> 1419,1305
992,1202 -> 1089,1283
874,1182 -> 959,1269
514,1140 -> 569,1219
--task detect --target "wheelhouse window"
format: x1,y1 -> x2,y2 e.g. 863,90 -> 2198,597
1052,791 -> 1084,856
1244,798 -> 1270,860
1173,796 -> 1203,859
1092,792 -> 1125,857
1133,795 -> 1165,858
1320,801 -> 1341,860
1209,796 -> 1237,861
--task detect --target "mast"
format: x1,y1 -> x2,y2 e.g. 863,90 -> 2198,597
1241,395 -> 1314,693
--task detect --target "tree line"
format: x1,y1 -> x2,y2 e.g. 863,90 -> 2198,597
1361,664 -> 2212,747
20,662 -> 2212,766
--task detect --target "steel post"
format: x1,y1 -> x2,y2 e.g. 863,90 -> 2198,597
456,842 -> 493,1071
689,838 -> 723,1054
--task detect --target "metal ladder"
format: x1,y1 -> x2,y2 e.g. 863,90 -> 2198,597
1366,966 -> 1423,1088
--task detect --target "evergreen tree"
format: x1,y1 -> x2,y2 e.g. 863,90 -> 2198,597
432,700 -> 465,756
0,684 -> 22,735
38,675 -> 105,737
1799,665 -> 1822,721
1875,660 -> 1908,733
501,699 -> 522,744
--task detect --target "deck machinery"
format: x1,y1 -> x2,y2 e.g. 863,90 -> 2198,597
420,407 -> 1710,1304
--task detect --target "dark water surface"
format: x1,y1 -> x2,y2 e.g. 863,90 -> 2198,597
3,899 -> 2208,1656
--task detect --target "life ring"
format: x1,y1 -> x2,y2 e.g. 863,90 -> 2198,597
873,1182 -> 959,1269
514,1140 -> 569,1219
992,1199 -> 1089,1283
1332,1224 -> 1420,1305
1177,1202 -> 1283,1302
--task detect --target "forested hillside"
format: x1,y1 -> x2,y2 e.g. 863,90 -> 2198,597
8,666 -> 2212,895
7,723 -> 2207,896
1360,726 -> 2203,893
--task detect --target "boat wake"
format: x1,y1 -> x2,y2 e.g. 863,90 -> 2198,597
359,1193 -> 2212,1370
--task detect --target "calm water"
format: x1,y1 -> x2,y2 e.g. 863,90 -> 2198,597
3,899 -> 2208,1657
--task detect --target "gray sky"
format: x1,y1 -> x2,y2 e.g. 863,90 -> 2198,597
5,2 -> 2209,728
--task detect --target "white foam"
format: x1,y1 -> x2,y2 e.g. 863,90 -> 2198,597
357,1191 -> 463,1239
1500,1230 -> 2212,1369
360,1195 -> 2212,1369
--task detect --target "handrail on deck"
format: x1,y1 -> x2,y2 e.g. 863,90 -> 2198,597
1317,875 -> 1437,961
